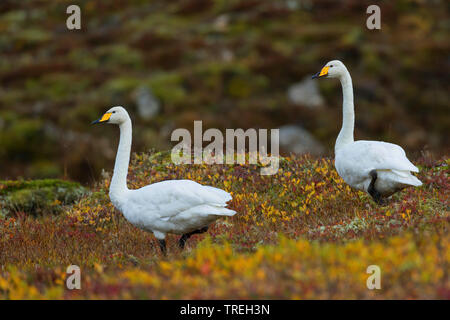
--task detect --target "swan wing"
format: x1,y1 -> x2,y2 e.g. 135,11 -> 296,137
339,140 -> 419,173
127,180 -> 234,220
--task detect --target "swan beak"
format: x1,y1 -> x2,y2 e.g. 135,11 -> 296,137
91,112 -> 112,124
312,66 -> 329,79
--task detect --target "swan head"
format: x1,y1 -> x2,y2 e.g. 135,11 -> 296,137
91,106 -> 130,125
312,60 -> 347,79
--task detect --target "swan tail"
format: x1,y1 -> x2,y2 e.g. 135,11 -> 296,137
210,207 -> 237,217
405,175 -> 422,187
202,204 -> 236,216
391,169 -> 423,187
202,185 -> 233,203
178,205 -> 237,219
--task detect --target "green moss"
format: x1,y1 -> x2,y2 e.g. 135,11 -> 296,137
0,113 -> 48,161
102,76 -> 141,95
146,72 -> 186,105
0,179 -> 88,217
227,74 -> 268,98
28,161 -> 62,179
95,44 -> 144,69
16,28 -> 51,44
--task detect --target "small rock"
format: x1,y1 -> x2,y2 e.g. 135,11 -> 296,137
287,76 -> 324,108
32,101 -> 47,115
213,14 -> 229,32
100,168 -> 111,180
286,0 -> 313,11
278,125 -> 325,156
134,86 -> 160,120
159,122 -> 175,138
221,49 -> 234,62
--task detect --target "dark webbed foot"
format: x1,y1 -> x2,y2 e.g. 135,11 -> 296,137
178,226 -> 209,249
158,239 -> 167,255
368,169 -> 384,205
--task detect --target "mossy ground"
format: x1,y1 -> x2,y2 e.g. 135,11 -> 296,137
0,179 -> 88,217
0,152 -> 448,299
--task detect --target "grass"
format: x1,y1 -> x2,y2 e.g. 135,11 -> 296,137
0,151 -> 448,299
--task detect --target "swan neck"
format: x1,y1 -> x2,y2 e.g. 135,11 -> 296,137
110,119 -> 132,199
335,71 -> 355,152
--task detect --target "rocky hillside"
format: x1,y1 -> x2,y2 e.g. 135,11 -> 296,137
0,0 -> 448,182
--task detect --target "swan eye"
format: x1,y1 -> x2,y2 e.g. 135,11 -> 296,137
330,65 -> 333,67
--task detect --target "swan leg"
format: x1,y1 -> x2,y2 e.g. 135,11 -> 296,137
368,170 -> 384,205
178,226 -> 209,249
158,239 -> 167,255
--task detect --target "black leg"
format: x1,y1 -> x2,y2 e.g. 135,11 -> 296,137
178,234 -> 189,249
178,226 -> 209,249
158,239 -> 167,255
195,226 -> 209,234
368,170 -> 383,205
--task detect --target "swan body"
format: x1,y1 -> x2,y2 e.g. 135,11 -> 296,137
92,106 -> 236,253
335,140 -> 422,196
312,60 -> 422,203
118,180 -> 235,237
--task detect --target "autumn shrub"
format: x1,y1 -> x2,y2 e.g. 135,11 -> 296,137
0,152 -> 448,299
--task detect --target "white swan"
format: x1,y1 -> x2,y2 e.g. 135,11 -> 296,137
92,106 -> 236,254
312,60 -> 422,204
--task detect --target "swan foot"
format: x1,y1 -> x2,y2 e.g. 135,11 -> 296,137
368,170 -> 384,205
178,226 -> 209,249
158,239 -> 167,255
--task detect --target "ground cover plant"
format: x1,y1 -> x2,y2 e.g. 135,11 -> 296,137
0,179 -> 88,217
0,151 -> 448,299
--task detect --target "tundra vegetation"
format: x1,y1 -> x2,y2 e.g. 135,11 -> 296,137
0,0 -> 448,300
0,151 -> 448,299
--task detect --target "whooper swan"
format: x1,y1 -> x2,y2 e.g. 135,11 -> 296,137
312,60 -> 422,204
92,106 -> 236,254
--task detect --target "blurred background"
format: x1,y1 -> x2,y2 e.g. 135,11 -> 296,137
0,0 -> 448,184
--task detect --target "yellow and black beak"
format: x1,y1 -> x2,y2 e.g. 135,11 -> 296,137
91,112 -> 112,124
312,66 -> 329,79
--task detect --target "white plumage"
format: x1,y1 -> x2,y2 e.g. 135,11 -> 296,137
312,60 -> 422,203
92,106 -> 236,253
122,180 -> 235,236
335,140 -> 422,195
